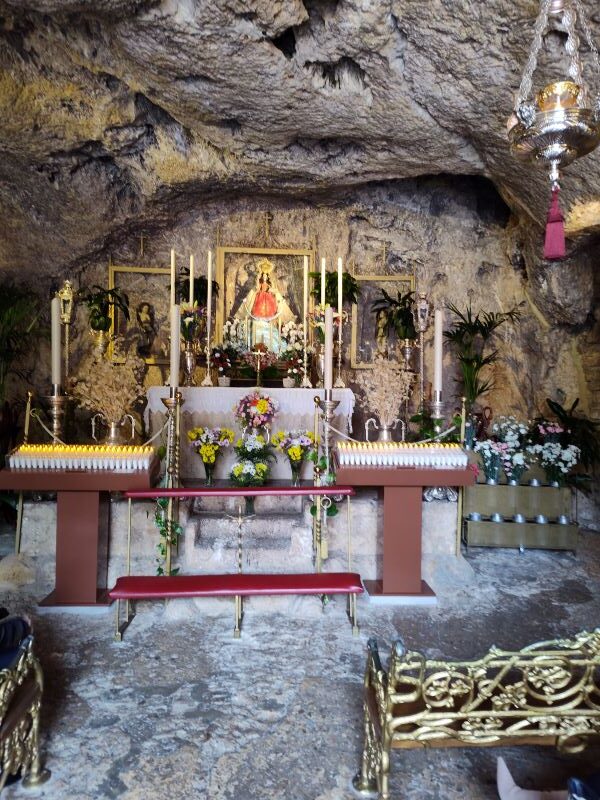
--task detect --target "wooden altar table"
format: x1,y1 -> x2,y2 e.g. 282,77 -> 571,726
0,466 -> 157,606
145,386 -> 355,479
334,465 -> 476,602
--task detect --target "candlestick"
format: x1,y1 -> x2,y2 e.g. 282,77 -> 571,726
302,256 -> 312,387
337,257 -> 343,316
320,257 -> 326,307
334,257 -> 345,388
170,249 -> 176,307
324,305 -> 334,391
201,250 -> 213,386
169,304 -> 180,388
433,308 -> 443,395
189,254 -> 195,306
51,296 -> 61,390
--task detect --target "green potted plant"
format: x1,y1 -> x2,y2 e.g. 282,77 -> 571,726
310,271 -> 360,307
0,283 -> 41,460
444,302 -> 520,441
371,289 -> 417,367
82,285 -> 130,356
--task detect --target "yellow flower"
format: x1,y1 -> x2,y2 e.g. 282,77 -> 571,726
199,443 -> 219,463
256,399 -> 269,414
288,445 -> 303,462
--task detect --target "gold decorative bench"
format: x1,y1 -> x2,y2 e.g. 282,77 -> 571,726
353,631 -> 600,800
0,635 -> 51,792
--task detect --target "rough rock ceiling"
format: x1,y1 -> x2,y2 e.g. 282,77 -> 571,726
1,0 -> 599,277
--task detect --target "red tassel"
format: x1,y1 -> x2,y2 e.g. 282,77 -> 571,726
543,187 -> 566,260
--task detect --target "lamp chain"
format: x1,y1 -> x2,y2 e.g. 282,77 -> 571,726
573,0 -> 600,85
563,5 -> 584,88
516,0 -> 552,107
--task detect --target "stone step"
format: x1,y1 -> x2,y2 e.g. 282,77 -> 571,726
190,494 -> 305,515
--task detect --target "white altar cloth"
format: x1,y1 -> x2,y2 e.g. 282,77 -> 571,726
145,386 -> 355,480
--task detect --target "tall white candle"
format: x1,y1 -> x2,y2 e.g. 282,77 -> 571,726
206,250 -> 213,338
169,304 -> 180,388
51,297 -> 61,387
303,255 -> 308,334
433,308 -> 444,395
320,257 -> 326,307
324,305 -> 334,391
170,249 -> 176,307
189,254 -> 195,306
337,256 -> 343,317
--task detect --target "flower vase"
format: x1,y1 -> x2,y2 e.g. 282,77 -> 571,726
483,455 -> 501,485
203,461 -> 215,487
289,459 -> 303,487
218,375 -> 231,387
182,341 -> 197,387
544,469 -> 563,487
504,466 -> 526,486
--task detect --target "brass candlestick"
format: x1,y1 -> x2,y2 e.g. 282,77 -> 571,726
334,313 -> 345,388
58,280 -> 74,381
431,388 -> 444,436
44,387 -> 68,443
301,320 -> 312,388
161,388 -> 183,575
315,390 -> 340,481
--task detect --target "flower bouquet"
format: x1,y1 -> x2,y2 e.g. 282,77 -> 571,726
187,426 -> 234,485
308,305 -> 344,343
529,441 -> 580,486
180,303 -> 204,342
234,432 -> 274,462
491,415 -> 530,483
272,429 -> 315,485
230,459 -> 270,487
234,391 -> 278,430
211,346 -> 235,385
279,349 -> 304,386
473,439 -> 509,484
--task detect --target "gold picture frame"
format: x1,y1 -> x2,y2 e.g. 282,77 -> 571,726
108,265 -> 172,364
215,246 -> 315,346
350,273 -> 415,369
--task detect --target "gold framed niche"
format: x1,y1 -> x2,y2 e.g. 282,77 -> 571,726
350,273 -> 415,369
215,246 -> 315,352
108,265 -> 171,364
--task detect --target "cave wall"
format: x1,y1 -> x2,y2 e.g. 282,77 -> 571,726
7,175 -> 588,429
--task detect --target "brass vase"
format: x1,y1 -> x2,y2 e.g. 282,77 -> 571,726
90,329 -> 110,358
92,413 -> 135,445
399,338 -> 416,371
182,340 -> 197,387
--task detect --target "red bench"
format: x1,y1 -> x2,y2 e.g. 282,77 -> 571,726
110,485 -> 361,639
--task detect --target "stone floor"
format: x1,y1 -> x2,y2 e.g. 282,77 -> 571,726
1,529 -> 600,800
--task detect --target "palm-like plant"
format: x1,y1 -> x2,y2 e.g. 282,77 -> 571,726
444,303 -> 520,409
371,289 -> 417,340
0,286 -> 40,405
83,286 -> 130,332
310,271 -> 360,306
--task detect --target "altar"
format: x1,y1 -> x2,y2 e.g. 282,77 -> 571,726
145,386 -> 355,480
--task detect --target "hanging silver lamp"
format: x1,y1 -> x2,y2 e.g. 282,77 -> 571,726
508,0 -> 600,259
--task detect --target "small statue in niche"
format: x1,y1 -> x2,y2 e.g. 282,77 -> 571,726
375,309 -> 389,357
136,301 -> 158,358
251,270 -> 278,320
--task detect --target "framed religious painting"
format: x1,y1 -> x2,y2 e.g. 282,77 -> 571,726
350,273 -> 415,369
215,246 -> 315,354
108,264 -> 172,364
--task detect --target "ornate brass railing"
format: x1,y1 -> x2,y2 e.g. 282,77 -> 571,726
354,630 -> 600,800
0,636 -> 51,791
